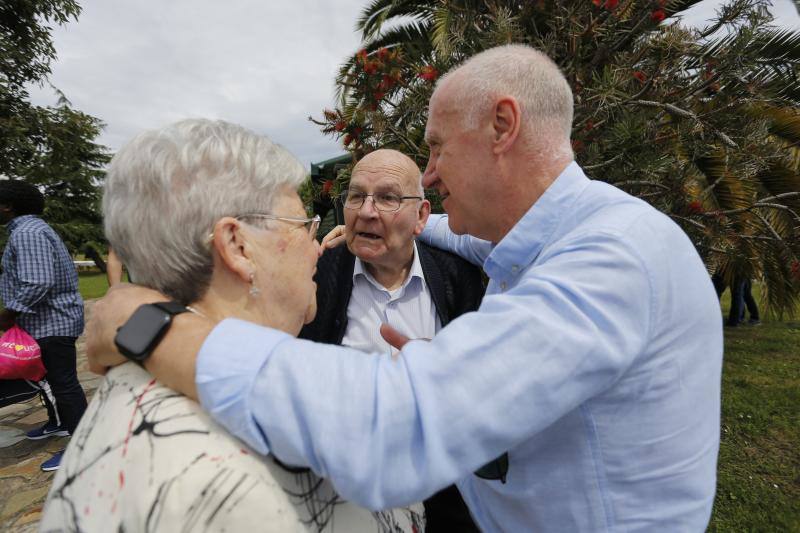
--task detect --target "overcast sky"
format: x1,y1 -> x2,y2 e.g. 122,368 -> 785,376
27,0 -> 800,168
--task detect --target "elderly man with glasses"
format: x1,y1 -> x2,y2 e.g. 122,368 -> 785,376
299,148 -> 483,532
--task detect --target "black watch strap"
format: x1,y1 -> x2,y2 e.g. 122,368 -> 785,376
152,301 -> 189,315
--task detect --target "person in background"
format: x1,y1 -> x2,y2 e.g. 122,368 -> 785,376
300,148 -> 483,531
85,45 -> 723,531
712,272 -> 760,326
0,180 -> 86,472
41,119 -> 422,533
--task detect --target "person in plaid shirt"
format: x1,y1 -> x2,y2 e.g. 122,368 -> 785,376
0,180 -> 86,472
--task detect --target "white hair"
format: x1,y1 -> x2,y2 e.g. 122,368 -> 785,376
103,119 -> 306,304
437,44 -> 574,147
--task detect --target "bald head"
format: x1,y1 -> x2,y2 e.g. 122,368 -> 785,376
435,44 -> 574,154
352,149 -> 423,196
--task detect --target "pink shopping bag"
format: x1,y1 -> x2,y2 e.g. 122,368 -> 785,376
0,325 -> 46,381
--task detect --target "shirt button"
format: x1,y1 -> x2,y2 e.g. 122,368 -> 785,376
500,281 -> 507,290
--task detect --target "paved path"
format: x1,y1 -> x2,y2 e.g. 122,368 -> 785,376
0,300 -> 102,532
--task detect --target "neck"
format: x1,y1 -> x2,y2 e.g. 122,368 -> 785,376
190,279 -> 276,329
488,153 -> 573,243
363,247 -> 415,291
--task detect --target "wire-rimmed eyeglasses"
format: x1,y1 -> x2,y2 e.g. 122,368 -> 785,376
339,190 -> 423,212
235,213 -> 321,238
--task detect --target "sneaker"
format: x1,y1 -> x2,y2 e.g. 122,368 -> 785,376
26,422 -> 69,440
40,450 -> 64,472
747,319 -> 762,326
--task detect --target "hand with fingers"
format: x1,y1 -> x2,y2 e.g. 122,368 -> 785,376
321,225 -> 346,251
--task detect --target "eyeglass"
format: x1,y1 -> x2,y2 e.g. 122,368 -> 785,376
474,452 -> 509,483
339,189 -> 423,212
236,213 -> 321,238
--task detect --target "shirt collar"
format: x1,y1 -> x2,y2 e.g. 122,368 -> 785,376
483,161 -> 590,279
353,241 -> 424,294
6,214 -> 39,233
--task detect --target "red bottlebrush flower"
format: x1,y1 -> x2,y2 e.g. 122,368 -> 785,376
333,120 -> 346,132
363,61 -> 379,75
353,127 -> 363,137
633,70 -> 647,84
791,260 -> 800,274
379,75 -> 395,91
321,180 -> 334,196
373,91 -> 385,101
356,49 -> 368,64
604,0 -> 619,10
650,9 -> 666,22
323,109 -> 337,121
592,0 -> 602,6
377,47 -> 389,61
584,120 -> 595,131
688,201 -> 703,214
343,134 -> 353,146
571,139 -> 584,152
419,65 -> 439,82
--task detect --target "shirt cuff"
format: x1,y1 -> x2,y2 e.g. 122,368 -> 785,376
196,318 -> 292,455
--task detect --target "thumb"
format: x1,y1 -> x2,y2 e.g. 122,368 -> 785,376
380,323 -> 410,350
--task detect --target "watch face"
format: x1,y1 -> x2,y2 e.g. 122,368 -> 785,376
114,304 -> 173,361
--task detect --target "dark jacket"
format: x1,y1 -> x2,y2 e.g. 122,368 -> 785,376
299,240 -> 484,533
300,241 -> 484,344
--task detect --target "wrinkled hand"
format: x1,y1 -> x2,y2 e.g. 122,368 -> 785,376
86,283 -> 167,375
321,225 -> 346,251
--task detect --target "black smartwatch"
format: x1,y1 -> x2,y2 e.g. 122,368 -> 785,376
114,301 -> 189,366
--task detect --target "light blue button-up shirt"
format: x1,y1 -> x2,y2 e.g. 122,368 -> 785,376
197,162 -> 722,532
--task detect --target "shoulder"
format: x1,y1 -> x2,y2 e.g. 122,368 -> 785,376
418,241 -> 481,278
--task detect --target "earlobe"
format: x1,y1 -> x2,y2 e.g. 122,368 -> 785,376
493,97 -> 521,155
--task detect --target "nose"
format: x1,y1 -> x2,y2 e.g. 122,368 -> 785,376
358,196 -> 380,217
422,157 -> 438,189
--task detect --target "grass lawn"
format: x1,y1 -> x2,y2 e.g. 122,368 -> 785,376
78,271 -> 111,300
708,289 -> 800,531
71,274 -> 798,530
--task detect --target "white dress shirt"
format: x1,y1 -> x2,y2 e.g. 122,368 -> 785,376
342,242 -> 441,356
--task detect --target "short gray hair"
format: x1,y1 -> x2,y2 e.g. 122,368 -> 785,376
438,44 -> 574,144
103,119 -> 306,304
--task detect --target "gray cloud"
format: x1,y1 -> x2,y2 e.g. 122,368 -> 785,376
28,0 -> 800,168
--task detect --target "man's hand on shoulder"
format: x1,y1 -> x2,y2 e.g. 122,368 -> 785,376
86,283 -> 167,375
320,225 -> 346,251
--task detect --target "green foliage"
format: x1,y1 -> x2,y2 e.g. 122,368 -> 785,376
1,0 -> 110,258
314,0 -> 800,316
710,288 -> 800,530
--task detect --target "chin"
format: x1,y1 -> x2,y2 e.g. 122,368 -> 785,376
446,214 -> 468,235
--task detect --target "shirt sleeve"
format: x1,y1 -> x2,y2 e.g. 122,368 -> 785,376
418,214 -> 493,266
197,230 -> 652,510
4,231 -> 55,313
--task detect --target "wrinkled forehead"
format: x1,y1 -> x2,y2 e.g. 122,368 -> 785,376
351,153 -> 421,192
425,80 -> 461,140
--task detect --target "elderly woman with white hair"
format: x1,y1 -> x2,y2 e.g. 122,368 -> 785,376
39,119 -> 423,533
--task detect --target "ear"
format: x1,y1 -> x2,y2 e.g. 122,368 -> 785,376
413,199 -> 431,236
210,217 -> 255,284
492,96 -> 522,155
